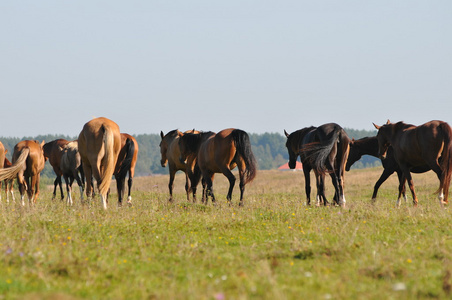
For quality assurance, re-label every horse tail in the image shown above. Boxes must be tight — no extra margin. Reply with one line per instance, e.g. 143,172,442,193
0,148,30,181
231,129,257,184
117,138,135,179
305,126,342,174
98,125,117,197
439,122,452,201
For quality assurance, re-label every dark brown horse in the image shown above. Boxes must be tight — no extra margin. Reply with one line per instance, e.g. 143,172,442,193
160,129,198,202
60,141,85,205
285,123,350,207
179,128,257,206
346,136,430,201
374,120,452,207
43,139,70,200
0,140,46,205
178,131,215,202
78,117,121,210
114,133,139,206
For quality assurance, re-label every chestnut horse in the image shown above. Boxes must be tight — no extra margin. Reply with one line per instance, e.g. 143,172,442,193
78,117,121,210
114,133,139,206
182,128,257,206
374,120,452,207
0,140,46,205
43,139,70,200
178,131,215,202
160,129,198,202
346,136,430,201
60,141,85,205
285,123,350,207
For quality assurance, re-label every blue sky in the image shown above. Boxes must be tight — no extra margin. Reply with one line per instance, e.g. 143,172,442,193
1,1,451,137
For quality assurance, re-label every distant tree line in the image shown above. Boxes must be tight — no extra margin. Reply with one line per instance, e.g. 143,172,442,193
0,127,378,181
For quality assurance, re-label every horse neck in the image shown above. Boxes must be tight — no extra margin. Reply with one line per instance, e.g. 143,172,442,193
354,137,380,158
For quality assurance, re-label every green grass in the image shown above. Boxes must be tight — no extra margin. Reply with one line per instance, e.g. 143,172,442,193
1,169,452,299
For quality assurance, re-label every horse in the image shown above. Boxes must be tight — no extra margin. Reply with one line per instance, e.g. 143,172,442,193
78,117,121,210
1,157,15,203
284,123,350,207
160,129,199,202
374,120,452,207
0,140,46,205
43,139,70,200
183,128,257,206
346,136,431,201
60,141,85,205
178,131,215,202
114,133,139,206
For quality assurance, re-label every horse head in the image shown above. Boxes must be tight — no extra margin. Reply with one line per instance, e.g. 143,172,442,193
373,121,391,159
284,130,299,169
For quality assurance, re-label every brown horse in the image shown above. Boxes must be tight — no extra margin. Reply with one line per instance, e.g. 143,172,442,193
182,128,257,206
285,123,350,207
346,136,430,201
160,129,198,202
114,133,139,206
0,140,46,205
60,141,85,205
78,117,121,210
43,139,70,200
374,120,452,207
178,131,215,202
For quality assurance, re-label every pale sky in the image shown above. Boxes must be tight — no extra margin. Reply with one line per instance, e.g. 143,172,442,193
1,1,451,138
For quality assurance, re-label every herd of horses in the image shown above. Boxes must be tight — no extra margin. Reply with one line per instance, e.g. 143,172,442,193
0,117,451,209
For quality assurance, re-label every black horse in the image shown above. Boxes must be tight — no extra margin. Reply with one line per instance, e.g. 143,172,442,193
285,123,350,207
346,136,430,202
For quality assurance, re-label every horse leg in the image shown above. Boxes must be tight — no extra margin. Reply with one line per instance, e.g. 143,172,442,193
372,169,395,201
317,173,329,206
127,171,133,205
8,180,15,203
302,165,312,205
52,177,59,200
83,163,94,202
74,171,84,201
168,168,176,202
221,167,236,205
190,166,202,203
396,170,408,203
399,167,418,207
58,175,64,200
116,174,126,207
204,172,216,205
184,171,191,202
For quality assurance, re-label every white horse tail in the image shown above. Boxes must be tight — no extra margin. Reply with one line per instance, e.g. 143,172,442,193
0,148,30,181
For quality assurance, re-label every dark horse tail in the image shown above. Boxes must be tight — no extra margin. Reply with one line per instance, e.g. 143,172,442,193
117,138,135,179
306,125,343,174
231,129,257,184
438,122,452,201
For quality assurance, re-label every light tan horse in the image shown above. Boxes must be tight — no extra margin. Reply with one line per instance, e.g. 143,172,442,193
0,140,46,205
78,117,121,210
114,133,139,206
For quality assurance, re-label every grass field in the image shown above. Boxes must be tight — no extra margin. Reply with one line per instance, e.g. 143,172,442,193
1,168,452,299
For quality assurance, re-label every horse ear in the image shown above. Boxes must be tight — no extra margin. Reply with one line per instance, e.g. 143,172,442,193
4,149,7,154
386,119,391,124
41,140,45,147
284,130,290,138
373,123,381,130
160,131,164,139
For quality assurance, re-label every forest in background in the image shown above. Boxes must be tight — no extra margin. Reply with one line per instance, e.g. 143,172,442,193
0,128,379,181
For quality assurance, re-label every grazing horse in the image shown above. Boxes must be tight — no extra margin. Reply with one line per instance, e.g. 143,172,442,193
285,123,350,207
0,140,46,205
178,131,215,202
60,141,85,205
185,128,257,206
78,117,121,210
114,133,139,206
346,136,430,201
43,139,70,200
160,129,198,202
374,120,452,207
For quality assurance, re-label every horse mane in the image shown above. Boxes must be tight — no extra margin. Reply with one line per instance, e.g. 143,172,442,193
290,126,316,153
181,131,215,154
